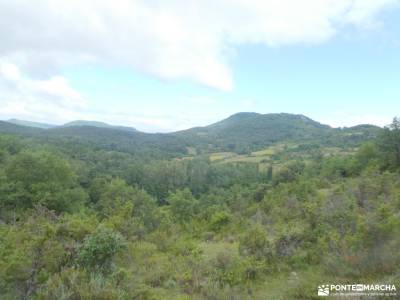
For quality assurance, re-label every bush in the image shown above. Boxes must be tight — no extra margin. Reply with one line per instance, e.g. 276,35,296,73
239,225,274,262
209,211,231,232
76,226,125,274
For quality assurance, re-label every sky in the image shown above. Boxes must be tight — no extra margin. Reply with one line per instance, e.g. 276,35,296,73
0,0,399,132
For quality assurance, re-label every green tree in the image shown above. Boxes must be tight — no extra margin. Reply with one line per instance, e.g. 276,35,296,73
239,225,274,262
209,211,231,232
76,226,125,274
378,117,400,170
168,188,198,223
2,151,86,213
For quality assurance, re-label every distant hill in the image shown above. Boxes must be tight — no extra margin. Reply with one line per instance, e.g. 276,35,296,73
0,121,44,135
2,119,138,132
174,112,375,153
0,113,382,156
47,125,187,158
0,120,186,159
6,119,56,129
62,120,137,132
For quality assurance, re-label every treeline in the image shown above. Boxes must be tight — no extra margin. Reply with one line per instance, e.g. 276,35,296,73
0,119,399,299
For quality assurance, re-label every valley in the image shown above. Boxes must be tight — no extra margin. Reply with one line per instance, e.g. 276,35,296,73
0,113,398,299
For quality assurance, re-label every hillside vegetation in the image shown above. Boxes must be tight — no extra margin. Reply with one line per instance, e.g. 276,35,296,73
0,115,398,299
0,113,381,157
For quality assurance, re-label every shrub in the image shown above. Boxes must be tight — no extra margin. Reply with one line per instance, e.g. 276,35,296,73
76,226,125,274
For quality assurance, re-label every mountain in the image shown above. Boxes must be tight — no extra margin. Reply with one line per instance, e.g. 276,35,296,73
6,119,56,129
174,112,360,153
0,121,185,159
2,119,138,132
62,120,137,132
0,113,381,157
48,125,186,158
0,121,44,135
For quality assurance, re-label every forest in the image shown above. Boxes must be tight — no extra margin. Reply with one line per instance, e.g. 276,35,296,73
0,114,399,299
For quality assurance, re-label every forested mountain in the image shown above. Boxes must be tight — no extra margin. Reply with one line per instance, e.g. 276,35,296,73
6,119,56,129
48,126,187,159
178,112,331,139
0,121,185,159
1,113,381,157
174,112,381,153
0,115,399,299
0,121,43,135
62,120,138,132
4,119,137,132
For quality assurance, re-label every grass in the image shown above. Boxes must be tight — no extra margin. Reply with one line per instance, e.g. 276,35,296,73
186,147,197,155
210,144,287,164
209,152,237,162
199,240,239,262
251,148,276,156
207,144,355,175
224,156,268,163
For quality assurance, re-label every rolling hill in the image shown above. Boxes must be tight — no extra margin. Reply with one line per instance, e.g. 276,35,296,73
6,119,56,129
62,120,137,132
0,121,44,135
0,113,382,157
173,113,381,153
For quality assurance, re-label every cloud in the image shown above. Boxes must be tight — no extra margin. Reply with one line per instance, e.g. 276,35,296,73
0,0,397,91
0,61,394,132
0,60,87,123
0,0,398,132
318,112,393,128
0,61,221,132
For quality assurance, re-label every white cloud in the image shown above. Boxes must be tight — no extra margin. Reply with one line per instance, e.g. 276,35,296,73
0,62,221,132
0,0,398,131
0,0,397,91
0,60,87,123
318,112,393,128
